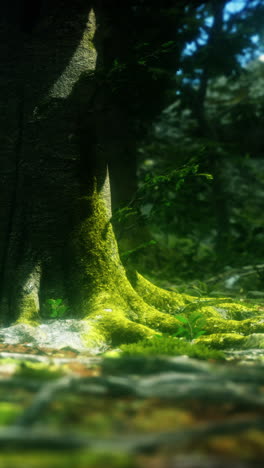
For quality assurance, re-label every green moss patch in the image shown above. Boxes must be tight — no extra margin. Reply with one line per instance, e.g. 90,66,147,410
194,333,246,349
0,402,23,425
15,361,66,381
119,336,225,360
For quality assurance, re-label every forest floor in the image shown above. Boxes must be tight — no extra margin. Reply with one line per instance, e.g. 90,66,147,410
0,340,264,468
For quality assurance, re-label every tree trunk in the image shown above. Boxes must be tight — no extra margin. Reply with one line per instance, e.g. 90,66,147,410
0,0,187,347
0,2,256,351
0,1,98,324
194,0,231,262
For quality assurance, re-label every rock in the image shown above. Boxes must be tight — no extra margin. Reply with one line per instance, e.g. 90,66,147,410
0,324,45,345
0,320,107,353
242,333,264,349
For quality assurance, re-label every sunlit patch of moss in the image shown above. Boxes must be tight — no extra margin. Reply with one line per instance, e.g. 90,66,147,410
130,276,261,325
194,333,246,349
83,304,183,348
239,316,264,334
202,317,243,334
178,298,262,320
199,315,264,336
0,358,19,372
15,292,40,326
120,336,225,360
242,333,264,348
15,361,66,380
130,271,193,313
0,402,23,425
183,304,223,319
40,179,264,352
73,191,182,334
81,283,264,350
82,312,152,349
212,301,262,320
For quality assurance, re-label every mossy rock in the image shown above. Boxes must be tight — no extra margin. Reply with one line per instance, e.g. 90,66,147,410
194,333,246,349
242,333,264,349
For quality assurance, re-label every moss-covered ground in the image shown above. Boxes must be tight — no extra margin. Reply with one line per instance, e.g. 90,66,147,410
12,184,264,356
0,334,264,467
78,270,264,354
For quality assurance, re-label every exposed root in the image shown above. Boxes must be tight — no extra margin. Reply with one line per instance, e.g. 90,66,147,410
82,272,264,350
82,285,183,347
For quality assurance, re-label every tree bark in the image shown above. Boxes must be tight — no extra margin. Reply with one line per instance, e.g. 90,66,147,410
0,0,98,323
0,0,186,347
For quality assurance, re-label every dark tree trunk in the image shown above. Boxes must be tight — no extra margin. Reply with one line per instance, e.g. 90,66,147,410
0,0,98,323
194,0,231,262
0,1,181,349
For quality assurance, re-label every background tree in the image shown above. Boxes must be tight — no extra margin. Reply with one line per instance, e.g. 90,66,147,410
119,0,264,292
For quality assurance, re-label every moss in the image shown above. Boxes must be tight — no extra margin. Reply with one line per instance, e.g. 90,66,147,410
120,336,225,360
175,298,262,321
0,451,135,468
0,402,23,425
12,175,257,353
181,304,223,319
83,304,183,348
194,333,246,349
242,333,264,349
131,272,193,313
71,182,184,347
196,314,264,337
130,276,261,325
202,317,244,334
15,292,40,326
211,301,261,320
92,313,153,344
71,185,127,315
238,316,264,334
82,10,96,51
15,361,66,380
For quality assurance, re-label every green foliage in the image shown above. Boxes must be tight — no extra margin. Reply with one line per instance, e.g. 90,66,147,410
171,311,206,340
142,162,200,193
120,240,157,260
120,336,225,360
45,298,68,318
111,206,138,224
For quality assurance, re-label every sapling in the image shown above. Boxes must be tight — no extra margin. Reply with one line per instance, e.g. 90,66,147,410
172,311,206,341
45,298,68,318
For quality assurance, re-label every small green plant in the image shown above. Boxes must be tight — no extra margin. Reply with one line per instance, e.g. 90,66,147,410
172,311,206,340
45,298,68,318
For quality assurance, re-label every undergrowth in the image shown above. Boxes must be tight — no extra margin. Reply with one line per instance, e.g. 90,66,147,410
120,336,225,360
